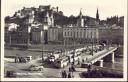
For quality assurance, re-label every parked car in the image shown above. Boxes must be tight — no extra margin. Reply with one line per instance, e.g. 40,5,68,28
28,65,44,71
48,55,55,62
6,70,16,77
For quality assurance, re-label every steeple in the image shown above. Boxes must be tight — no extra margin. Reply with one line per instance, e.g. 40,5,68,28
79,8,82,18
96,8,99,21
77,8,84,27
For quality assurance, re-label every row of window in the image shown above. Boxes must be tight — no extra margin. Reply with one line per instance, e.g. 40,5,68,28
32,34,41,41
64,28,97,31
11,39,28,43
64,31,98,38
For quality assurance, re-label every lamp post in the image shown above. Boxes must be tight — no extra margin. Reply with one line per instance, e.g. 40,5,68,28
9,32,12,45
107,27,112,49
91,31,94,56
42,25,48,62
70,28,76,78
73,28,75,65
42,42,44,61
41,30,44,61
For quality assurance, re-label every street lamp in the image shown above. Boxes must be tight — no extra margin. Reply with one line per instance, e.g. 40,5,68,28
42,25,49,62
9,32,12,45
91,31,94,56
72,28,75,65
42,43,44,61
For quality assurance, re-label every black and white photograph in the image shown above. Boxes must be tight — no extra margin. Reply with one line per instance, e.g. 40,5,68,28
1,0,127,81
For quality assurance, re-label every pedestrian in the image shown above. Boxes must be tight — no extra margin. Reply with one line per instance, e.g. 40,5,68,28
18,57,21,63
82,59,84,63
63,70,67,78
61,71,64,78
78,58,80,65
88,64,92,72
69,67,71,72
15,57,18,63
68,73,71,78
71,65,76,71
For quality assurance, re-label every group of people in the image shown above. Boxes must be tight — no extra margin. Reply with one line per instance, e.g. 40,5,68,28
69,65,76,72
15,56,29,63
61,65,76,78
61,70,72,78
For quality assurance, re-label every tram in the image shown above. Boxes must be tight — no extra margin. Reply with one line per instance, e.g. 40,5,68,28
54,51,81,68
54,56,69,68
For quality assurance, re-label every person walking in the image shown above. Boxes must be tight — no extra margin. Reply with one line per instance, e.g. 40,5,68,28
71,65,76,71
63,70,67,78
15,54,19,63
78,58,80,65
61,70,64,78
68,73,71,78
82,59,84,63
69,67,71,72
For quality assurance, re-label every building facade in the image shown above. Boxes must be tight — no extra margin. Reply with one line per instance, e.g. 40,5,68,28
47,26,99,45
98,26,123,45
7,25,30,47
48,27,63,43
4,5,124,47
31,27,44,44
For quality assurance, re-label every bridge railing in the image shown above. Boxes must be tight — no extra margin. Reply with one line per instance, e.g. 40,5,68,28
85,47,117,63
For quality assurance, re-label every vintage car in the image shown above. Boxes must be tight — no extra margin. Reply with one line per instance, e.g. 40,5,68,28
6,70,16,77
28,65,44,71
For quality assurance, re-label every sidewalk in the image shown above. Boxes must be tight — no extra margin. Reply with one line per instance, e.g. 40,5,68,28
73,68,88,78
60,63,88,78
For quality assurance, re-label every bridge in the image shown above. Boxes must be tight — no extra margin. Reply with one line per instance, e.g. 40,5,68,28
82,47,118,67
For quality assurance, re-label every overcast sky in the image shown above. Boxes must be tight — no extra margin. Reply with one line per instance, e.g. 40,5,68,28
3,0,127,20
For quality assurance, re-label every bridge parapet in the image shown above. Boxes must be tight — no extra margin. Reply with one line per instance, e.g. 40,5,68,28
84,47,118,65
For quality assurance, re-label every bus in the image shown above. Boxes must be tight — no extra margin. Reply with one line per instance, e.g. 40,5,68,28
66,51,81,64
46,52,60,63
54,50,82,68
54,56,69,68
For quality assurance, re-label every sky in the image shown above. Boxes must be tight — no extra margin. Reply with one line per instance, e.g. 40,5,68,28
2,0,127,20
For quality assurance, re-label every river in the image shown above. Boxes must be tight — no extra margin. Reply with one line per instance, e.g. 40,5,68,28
103,56,123,71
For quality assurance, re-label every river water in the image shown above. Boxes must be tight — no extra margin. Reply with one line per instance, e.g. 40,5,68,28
103,56,123,71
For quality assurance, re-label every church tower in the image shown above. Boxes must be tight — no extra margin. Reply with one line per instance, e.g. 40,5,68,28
77,9,84,27
96,8,99,21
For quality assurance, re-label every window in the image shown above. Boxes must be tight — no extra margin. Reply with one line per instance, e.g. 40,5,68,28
71,32,72,36
77,32,79,37
80,32,82,37
65,32,66,36
68,32,69,36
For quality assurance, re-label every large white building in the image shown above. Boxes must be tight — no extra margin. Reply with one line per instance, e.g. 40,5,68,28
48,27,63,42
31,27,44,44
47,26,99,44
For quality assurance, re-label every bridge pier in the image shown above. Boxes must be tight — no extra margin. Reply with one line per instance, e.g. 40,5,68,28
100,59,103,67
103,52,115,63
94,59,103,67
111,52,115,63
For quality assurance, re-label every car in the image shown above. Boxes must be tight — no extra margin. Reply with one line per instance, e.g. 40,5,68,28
48,56,55,62
28,65,44,71
6,71,16,77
